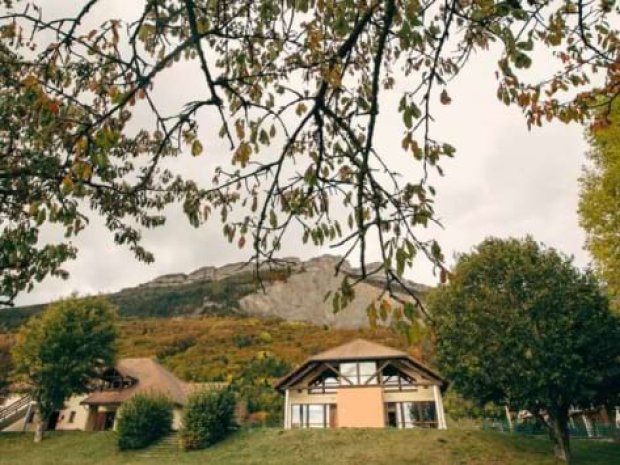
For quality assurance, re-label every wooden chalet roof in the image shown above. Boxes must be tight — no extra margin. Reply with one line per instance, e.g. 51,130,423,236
308,339,411,362
275,338,447,391
82,358,225,406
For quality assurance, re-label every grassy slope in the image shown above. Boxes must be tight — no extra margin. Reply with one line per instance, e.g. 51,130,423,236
1,429,618,465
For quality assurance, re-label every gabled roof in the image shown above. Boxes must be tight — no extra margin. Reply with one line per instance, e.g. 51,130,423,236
308,339,410,362
82,358,223,406
275,338,447,391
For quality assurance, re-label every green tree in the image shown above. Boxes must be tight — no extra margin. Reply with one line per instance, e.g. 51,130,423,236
0,1,617,311
442,389,503,422
579,99,620,308
11,296,118,442
429,237,620,464
232,354,290,425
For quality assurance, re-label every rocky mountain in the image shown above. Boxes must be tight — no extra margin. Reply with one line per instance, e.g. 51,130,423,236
0,255,432,330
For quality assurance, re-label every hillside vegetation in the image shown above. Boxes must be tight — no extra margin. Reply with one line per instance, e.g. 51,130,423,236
0,272,267,331
117,316,417,382
1,429,618,465
2,315,416,383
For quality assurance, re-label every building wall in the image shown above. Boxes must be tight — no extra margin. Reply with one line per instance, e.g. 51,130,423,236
172,407,184,430
1,395,35,432
284,385,446,429
1,394,93,432
55,395,90,431
336,387,385,428
2,413,35,432
383,387,435,403
288,390,337,405
3,395,211,433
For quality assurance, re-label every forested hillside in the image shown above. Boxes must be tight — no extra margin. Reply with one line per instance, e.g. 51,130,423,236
117,317,425,382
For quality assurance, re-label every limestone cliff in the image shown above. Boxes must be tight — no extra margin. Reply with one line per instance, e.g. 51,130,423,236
1,255,431,330
135,255,431,329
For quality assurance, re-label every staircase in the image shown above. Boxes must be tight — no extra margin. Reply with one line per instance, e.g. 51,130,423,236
0,396,33,431
136,432,182,459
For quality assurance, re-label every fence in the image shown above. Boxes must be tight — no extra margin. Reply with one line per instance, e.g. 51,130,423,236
481,419,615,439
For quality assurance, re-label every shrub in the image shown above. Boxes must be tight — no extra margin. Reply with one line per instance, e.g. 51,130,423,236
257,331,272,344
182,387,236,450
155,336,196,359
233,334,253,348
116,393,173,450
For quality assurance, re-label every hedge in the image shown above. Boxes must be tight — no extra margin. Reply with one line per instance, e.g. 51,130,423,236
182,387,236,450
116,393,173,450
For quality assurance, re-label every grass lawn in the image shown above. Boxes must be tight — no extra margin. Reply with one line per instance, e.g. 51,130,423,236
0,428,618,465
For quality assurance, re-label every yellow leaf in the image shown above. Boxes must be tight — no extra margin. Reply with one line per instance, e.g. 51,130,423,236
191,140,203,157
234,142,252,167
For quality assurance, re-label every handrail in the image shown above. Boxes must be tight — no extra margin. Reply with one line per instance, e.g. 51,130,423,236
0,395,32,422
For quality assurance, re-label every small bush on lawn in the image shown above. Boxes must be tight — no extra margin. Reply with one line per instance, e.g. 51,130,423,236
182,387,236,450
116,393,173,450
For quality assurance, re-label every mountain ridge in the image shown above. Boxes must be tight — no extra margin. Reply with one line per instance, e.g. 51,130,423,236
0,255,432,330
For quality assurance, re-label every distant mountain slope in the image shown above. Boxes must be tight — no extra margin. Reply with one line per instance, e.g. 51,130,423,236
0,255,431,330
117,316,418,382
0,273,255,330
239,256,431,328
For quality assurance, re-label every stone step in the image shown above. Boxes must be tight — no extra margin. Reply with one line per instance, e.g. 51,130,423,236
135,433,182,458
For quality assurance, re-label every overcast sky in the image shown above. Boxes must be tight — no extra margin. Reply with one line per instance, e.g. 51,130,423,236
13,2,592,306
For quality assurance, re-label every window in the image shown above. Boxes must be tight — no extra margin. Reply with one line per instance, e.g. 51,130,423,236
290,404,333,428
358,362,377,385
68,411,76,424
291,404,302,427
339,361,377,385
385,402,437,428
381,365,416,391
308,405,325,428
409,402,436,427
340,363,357,385
309,370,339,394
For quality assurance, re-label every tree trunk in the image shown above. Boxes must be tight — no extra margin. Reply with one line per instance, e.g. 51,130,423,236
505,405,514,432
547,409,572,464
34,418,46,443
33,405,48,443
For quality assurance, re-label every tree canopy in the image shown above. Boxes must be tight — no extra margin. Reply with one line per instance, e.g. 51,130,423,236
0,1,618,309
11,296,118,441
429,237,620,463
579,99,620,308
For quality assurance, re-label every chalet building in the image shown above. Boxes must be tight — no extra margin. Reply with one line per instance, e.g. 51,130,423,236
0,358,224,433
275,339,448,429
